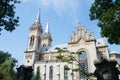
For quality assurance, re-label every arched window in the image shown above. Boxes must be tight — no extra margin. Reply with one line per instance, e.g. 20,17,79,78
64,65,69,80
49,66,53,80
37,37,41,48
30,35,35,46
43,43,46,47
78,51,88,79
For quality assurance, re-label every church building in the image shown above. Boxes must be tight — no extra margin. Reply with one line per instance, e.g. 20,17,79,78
23,9,110,80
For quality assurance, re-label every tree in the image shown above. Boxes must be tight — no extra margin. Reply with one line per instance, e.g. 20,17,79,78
0,0,20,34
34,66,41,80
0,51,17,80
89,0,120,44
55,47,93,79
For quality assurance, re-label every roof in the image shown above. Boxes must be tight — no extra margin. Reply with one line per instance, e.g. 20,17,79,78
110,50,119,54
40,43,68,53
96,38,107,47
40,38,108,53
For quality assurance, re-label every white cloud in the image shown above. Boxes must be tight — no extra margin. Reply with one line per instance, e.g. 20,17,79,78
20,0,94,24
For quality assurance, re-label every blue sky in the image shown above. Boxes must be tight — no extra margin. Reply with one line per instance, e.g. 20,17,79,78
0,0,120,66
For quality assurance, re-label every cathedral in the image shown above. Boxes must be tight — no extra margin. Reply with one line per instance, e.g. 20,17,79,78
23,9,110,80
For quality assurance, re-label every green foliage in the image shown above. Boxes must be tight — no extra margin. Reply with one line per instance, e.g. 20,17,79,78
55,47,67,53
0,51,17,66
55,47,68,60
0,51,17,80
34,66,41,80
72,68,94,78
56,55,64,60
0,0,20,34
89,0,120,44
72,68,79,72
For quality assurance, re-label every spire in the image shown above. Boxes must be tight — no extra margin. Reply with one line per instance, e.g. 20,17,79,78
35,9,40,23
45,21,50,34
77,22,83,27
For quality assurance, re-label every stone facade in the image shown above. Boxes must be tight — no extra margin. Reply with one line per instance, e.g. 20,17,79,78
23,10,111,80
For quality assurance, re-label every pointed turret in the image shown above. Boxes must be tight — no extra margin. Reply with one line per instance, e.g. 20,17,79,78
41,21,52,47
35,9,40,23
30,9,43,33
45,21,50,34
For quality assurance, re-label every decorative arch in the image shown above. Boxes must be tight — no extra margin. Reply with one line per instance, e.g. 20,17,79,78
30,35,35,46
49,66,53,80
77,48,89,79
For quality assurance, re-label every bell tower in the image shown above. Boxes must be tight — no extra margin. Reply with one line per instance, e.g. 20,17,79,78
24,9,43,66
41,21,52,47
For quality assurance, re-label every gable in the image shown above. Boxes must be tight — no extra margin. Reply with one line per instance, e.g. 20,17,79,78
68,23,94,44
